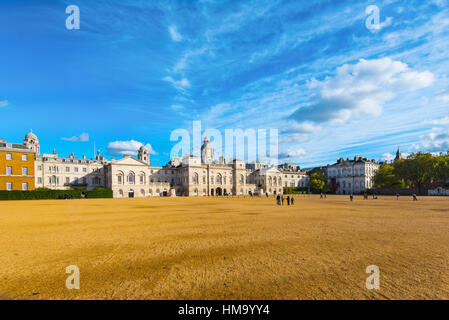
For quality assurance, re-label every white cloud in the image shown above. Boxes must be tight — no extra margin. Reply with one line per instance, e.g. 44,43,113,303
171,104,184,111
0,100,8,107
436,89,449,102
414,127,449,152
279,148,307,159
163,76,190,93
168,25,182,42
424,115,449,125
107,140,157,156
380,153,395,162
61,133,89,142
291,58,435,128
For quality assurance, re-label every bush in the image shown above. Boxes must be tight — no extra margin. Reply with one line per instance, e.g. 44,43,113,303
283,187,308,194
0,188,112,200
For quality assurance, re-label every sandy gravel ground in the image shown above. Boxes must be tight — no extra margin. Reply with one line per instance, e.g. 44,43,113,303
0,195,448,300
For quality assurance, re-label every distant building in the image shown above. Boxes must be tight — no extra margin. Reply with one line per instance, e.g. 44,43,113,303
0,131,36,191
4,131,314,197
394,147,402,161
326,156,380,195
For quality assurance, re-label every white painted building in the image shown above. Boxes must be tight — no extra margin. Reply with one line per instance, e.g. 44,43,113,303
23,131,303,198
326,156,380,195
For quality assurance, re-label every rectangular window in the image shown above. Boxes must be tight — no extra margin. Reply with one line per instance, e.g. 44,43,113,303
118,176,122,184
37,165,42,171
6,166,12,175
6,153,12,160
22,183,28,191
6,182,12,191
83,177,87,184
22,167,28,176
74,167,78,172
66,167,70,172
22,154,28,161
83,168,87,172
38,177,42,184
66,177,70,184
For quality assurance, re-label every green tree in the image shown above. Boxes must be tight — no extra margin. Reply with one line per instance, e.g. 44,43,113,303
309,172,328,192
393,153,435,195
373,163,405,188
434,154,449,183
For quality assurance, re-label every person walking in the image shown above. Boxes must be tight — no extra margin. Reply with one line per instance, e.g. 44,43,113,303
396,193,400,200
276,194,281,205
281,196,284,205
287,196,290,205
413,194,418,201
291,197,294,205
350,193,353,202
320,192,323,199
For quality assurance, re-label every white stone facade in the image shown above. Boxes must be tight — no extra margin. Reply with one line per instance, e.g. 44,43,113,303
11,131,314,198
326,156,380,194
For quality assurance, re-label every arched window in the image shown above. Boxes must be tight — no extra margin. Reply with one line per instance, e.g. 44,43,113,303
118,189,124,197
128,172,135,184
117,171,124,184
211,176,214,184
139,172,145,184
149,189,153,196
193,173,199,184
141,189,145,196
239,175,244,184
216,174,222,184
194,188,198,196
273,177,277,186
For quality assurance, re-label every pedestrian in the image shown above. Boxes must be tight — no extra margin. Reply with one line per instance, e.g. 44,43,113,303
413,194,418,201
266,192,269,198
276,195,280,205
281,196,284,205
320,192,323,199
396,193,400,200
350,194,353,202
287,196,290,205
291,197,294,205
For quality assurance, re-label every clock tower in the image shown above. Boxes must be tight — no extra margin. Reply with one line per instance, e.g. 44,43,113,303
201,136,213,164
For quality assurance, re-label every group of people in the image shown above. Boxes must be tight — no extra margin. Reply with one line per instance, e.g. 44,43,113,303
276,195,294,206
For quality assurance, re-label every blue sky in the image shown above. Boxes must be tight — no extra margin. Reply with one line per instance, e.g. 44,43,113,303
1,0,449,167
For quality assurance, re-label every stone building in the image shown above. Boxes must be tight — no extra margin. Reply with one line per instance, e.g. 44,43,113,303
326,156,380,194
0,132,36,191
2,131,312,198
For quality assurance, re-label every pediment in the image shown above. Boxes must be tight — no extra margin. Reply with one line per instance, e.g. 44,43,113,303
113,156,148,166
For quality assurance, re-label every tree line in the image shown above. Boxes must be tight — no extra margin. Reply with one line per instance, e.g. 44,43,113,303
374,153,449,194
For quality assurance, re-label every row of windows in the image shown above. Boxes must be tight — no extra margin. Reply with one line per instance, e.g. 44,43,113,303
5,182,28,191
5,154,28,161
4,166,29,176
40,165,93,173
37,176,101,185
